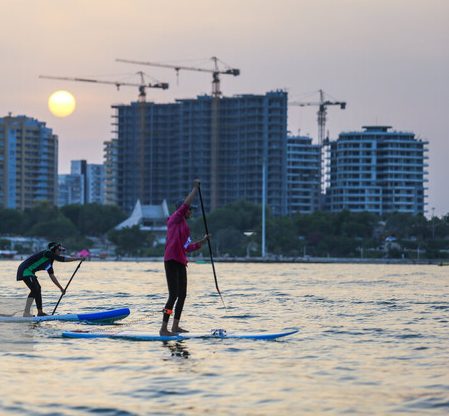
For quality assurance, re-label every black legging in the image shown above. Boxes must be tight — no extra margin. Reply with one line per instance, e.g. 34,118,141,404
163,260,187,322
23,276,42,310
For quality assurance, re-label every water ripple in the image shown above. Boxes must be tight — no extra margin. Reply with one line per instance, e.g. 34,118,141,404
1,261,448,415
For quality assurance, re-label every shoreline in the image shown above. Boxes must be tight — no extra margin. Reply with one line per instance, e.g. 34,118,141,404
30,256,447,265
4,254,447,265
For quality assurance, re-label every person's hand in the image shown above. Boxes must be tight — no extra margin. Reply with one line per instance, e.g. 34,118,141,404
193,179,201,188
60,288,66,295
203,234,211,242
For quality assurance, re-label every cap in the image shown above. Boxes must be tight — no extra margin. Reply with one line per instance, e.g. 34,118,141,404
48,242,66,252
176,200,198,210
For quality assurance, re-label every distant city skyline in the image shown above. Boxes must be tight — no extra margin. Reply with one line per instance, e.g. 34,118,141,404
1,0,447,214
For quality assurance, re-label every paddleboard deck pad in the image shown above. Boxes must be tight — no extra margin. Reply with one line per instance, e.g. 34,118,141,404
62,328,299,341
0,308,130,323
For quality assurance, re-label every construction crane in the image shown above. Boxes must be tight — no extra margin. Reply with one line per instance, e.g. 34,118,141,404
115,56,240,97
115,57,240,210
40,72,169,206
289,89,346,145
39,72,169,102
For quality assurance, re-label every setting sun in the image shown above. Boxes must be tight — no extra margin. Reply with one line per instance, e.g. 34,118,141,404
48,90,76,117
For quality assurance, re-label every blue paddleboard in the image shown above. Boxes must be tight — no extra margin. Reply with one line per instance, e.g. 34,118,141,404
62,328,299,341
0,308,130,323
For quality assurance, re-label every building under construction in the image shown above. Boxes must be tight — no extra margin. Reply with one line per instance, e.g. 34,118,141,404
106,90,289,214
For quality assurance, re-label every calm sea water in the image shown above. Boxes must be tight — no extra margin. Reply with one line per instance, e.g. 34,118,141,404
0,260,448,415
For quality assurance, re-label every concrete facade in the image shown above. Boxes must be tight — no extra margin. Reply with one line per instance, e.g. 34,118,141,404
108,91,288,215
0,115,58,209
287,135,321,214
327,126,428,214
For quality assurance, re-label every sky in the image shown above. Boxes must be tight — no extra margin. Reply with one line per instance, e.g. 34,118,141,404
1,0,448,215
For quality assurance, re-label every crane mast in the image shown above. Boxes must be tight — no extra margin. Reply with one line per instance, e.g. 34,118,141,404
290,90,346,198
116,57,240,210
289,89,346,145
116,56,240,98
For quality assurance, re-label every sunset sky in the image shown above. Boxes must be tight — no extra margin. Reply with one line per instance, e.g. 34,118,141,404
1,0,448,215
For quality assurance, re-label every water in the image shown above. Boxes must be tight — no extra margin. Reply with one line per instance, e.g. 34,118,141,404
1,260,448,415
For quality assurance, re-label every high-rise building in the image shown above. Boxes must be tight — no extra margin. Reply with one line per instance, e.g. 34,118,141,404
0,114,58,209
104,139,118,205
70,160,87,203
327,126,428,214
58,160,104,206
85,163,104,204
108,91,288,215
287,135,321,214
58,174,84,206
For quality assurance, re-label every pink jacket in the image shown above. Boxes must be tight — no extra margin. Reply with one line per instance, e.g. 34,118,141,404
164,203,201,265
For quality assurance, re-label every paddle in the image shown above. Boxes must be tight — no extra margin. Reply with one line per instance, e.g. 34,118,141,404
197,185,226,309
52,259,84,315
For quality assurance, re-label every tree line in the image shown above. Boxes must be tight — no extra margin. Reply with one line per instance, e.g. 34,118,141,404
188,201,449,259
0,203,126,252
0,201,448,259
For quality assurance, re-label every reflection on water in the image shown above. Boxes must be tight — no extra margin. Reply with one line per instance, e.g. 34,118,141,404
163,341,190,359
0,260,448,415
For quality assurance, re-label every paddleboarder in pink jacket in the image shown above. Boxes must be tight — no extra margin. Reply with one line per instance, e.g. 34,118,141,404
160,179,210,336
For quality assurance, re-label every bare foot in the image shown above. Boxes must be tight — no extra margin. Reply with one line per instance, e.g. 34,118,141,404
159,328,175,336
172,327,189,333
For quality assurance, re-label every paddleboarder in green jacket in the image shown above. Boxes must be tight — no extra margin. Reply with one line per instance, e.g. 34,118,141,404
16,242,83,317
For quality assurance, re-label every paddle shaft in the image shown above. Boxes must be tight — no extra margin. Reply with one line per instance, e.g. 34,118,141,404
52,259,84,315
197,186,226,308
